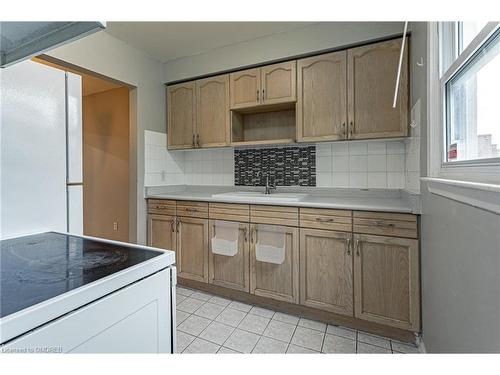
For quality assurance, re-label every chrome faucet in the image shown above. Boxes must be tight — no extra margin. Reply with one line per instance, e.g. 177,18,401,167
256,171,276,195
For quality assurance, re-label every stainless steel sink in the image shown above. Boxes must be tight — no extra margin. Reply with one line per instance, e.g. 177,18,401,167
211,191,308,203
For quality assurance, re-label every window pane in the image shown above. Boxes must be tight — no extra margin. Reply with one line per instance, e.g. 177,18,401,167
446,30,500,162
459,22,488,53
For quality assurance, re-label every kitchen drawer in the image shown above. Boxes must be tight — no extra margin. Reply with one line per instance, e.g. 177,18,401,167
299,208,352,232
250,205,299,226
353,211,418,239
209,203,249,222
176,201,209,218
147,199,176,216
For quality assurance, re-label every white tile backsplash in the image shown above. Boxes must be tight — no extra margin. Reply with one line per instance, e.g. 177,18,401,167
349,173,368,188
145,130,185,186
315,139,407,190
183,148,234,186
367,155,387,172
145,131,415,191
387,154,405,172
349,155,367,172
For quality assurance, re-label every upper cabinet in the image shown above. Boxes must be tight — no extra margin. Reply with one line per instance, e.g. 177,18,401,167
230,61,296,110
167,75,230,150
196,75,230,148
167,36,410,149
260,61,296,105
167,82,196,149
230,68,261,109
347,38,409,139
297,51,347,142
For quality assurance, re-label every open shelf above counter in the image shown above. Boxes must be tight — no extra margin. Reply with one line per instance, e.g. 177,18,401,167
231,105,296,146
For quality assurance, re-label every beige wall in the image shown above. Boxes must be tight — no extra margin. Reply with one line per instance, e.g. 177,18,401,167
83,87,130,241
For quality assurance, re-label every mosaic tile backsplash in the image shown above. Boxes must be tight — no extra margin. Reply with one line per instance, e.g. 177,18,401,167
234,146,316,187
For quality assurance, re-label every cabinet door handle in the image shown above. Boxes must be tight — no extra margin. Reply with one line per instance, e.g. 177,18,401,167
262,89,265,101
250,227,255,244
316,217,335,223
176,218,180,233
171,218,175,233
243,227,248,242
346,237,351,256
349,121,354,138
192,134,195,147
196,134,200,147
342,122,346,139
375,221,396,228
256,90,259,101
355,239,360,256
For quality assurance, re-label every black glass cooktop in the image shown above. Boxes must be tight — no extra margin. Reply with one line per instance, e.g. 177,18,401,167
0,232,163,319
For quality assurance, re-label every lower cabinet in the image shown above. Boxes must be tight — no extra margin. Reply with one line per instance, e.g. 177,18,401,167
208,221,250,292
249,224,299,304
147,214,176,252
299,228,353,315
353,233,420,331
177,217,209,283
147,200,421,333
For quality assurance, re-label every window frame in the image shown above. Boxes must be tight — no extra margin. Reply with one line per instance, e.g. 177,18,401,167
430,22,500,184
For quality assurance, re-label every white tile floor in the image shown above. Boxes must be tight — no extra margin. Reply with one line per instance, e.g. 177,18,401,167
176,286,421,354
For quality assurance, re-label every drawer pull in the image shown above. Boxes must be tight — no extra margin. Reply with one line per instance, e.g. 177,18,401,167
375,221,396,228
243,227,248,242
171,218,175,232
346,237,351,256
176,218,180,232
315,217,335,223
356,239,360,256
185,208,198,213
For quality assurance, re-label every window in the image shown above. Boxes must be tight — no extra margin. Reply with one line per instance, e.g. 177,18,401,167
440,22,500,165
458,22,488,53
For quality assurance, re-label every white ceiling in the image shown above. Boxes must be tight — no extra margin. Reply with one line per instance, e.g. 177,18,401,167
105,22,314,63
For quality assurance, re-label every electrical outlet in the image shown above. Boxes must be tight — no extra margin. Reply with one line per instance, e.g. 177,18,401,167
113,222,118,231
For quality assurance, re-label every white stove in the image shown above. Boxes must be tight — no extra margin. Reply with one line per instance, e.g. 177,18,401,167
0,232,176,353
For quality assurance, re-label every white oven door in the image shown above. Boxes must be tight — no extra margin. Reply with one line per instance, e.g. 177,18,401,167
1,268,174,353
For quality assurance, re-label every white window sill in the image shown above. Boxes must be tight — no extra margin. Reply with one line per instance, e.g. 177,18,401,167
421,177,500,214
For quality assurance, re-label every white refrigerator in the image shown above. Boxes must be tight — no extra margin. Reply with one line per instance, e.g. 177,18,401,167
0,60,83,239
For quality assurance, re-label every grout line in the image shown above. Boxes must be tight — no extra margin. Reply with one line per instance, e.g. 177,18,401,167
319,322,327,353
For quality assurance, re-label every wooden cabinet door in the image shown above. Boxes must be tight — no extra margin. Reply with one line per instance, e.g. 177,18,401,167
177,217,209,282
299,229,353,315
147,214,176,252
353,233,420,331
249,224,299,304
208,221,250,292
196,75,230,148
347,38,408,140
297,51,347,142
230,68,261,109
260,61,296,105
167,82,196,149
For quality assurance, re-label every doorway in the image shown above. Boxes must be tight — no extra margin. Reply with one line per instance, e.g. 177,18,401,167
33,57,134,242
